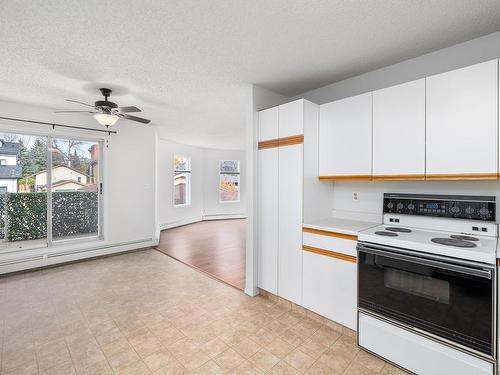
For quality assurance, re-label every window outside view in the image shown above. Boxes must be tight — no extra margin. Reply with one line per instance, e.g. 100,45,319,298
174,155,191,206
219,160,240,202
0,131,100,251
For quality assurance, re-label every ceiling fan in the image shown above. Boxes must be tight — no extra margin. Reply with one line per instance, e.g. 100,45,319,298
56,88,151,127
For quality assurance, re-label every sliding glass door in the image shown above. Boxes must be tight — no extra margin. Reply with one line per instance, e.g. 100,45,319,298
50,137,100,242
0,130,102,251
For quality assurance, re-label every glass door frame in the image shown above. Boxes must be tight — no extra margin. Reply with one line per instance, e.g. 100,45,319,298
46,135,104,246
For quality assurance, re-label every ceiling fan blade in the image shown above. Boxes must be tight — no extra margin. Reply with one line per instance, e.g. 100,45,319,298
55,110,96,113
116,106,141,113
65,99,95,108
120,113,151,124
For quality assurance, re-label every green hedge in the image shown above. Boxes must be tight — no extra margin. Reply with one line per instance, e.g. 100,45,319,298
2,192,98,241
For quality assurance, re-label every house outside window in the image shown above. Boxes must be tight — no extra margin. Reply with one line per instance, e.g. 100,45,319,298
174,155,191,206
219,160,240,203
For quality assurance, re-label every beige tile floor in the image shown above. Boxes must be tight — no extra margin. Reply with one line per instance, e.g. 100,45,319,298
0,249,406,374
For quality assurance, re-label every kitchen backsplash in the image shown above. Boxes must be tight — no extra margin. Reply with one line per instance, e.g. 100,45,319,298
330,180,500,222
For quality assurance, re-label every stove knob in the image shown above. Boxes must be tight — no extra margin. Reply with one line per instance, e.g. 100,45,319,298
396,203,404,210
407,203,415,210
465,206,474,215
450,206,460,214
387,202,394,210
480,207,490,216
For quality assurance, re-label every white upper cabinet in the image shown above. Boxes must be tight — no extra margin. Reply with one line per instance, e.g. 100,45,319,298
279,100,304,137
319,93,372,177
426,60,498,177
258,106,279,141
372,79,425,178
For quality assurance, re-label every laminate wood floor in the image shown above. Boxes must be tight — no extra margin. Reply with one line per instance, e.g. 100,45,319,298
155,219,246,290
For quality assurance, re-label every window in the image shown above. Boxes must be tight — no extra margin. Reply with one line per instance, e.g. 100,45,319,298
219,160,240,203
0,159,6,166
0,131,102,251
174,155,191,206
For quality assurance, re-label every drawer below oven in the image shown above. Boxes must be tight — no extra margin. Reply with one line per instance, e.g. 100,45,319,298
358,312,494,375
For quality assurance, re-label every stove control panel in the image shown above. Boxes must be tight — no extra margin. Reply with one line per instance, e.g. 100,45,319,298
383,193,496,221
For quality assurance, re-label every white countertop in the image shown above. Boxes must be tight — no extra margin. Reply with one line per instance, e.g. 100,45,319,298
303,217,380,236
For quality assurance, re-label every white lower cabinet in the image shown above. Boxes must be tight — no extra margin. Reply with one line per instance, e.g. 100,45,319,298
302,248,357,330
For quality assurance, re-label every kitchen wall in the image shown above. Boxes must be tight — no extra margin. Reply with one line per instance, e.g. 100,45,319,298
157,136,246,229
0,101,157,273
292,30,500,222
331,181,500,222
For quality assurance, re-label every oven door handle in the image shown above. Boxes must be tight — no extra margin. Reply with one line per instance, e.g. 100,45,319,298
358,244,492,279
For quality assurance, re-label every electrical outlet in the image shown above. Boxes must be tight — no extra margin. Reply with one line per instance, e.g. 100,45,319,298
353,192,358,201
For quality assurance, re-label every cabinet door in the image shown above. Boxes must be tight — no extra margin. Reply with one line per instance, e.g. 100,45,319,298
302,250,357,330
258,106,279,141
319,93,372,177
278,144,303,304
279,99,304,138
258,147,279,294
426,60,498,177
373,79,425,178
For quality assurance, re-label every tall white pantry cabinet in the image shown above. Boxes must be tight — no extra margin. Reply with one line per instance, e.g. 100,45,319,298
257,99,331,305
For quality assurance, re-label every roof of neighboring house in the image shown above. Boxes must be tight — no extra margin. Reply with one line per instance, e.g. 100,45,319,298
38,179,88,190
78,183,98,192
0,165,22,179
51,180,87,188
0,141,20,156
34,164,89,177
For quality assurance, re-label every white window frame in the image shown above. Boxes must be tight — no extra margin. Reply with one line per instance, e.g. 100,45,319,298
173,154,191,207
219,160,240,203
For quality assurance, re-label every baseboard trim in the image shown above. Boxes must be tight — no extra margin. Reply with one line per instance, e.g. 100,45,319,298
244,286,259,297
159,216,203,230
203,214,246,221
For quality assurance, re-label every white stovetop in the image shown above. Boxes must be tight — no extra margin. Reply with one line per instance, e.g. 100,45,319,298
358,224,497,265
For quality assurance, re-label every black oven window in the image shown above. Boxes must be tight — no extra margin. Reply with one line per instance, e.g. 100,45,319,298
384,267,450,304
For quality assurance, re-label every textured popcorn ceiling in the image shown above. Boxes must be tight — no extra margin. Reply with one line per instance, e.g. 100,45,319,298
1,1,500,149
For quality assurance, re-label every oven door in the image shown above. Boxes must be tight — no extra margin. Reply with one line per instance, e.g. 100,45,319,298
357,242,495,358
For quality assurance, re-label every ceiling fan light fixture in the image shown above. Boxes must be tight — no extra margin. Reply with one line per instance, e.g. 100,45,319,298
93,113,119,127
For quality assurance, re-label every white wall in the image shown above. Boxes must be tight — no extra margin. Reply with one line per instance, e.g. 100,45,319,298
203,148,246,218
157,137,246,229
157,138,204,229
291,30,500,221
0,101,157,273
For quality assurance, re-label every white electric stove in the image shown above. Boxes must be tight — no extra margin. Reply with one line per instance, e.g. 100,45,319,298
357,193,498,375
359,217,498,265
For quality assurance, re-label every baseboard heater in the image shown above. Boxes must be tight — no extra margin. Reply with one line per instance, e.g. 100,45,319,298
0,255,45,266
0,238,153,268
46,238,153,259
